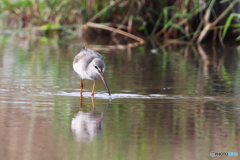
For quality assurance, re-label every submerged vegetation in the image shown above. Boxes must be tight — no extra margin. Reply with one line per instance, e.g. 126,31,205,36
1,0,240,44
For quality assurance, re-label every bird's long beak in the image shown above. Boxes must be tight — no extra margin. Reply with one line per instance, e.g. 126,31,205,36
98,73,111,96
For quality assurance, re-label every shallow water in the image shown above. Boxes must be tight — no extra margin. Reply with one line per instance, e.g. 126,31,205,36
0,36,240,160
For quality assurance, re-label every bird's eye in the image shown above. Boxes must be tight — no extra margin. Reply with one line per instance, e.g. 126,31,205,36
94,66,101,73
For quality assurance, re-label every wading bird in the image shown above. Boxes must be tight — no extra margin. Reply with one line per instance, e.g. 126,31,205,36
73,47,111,96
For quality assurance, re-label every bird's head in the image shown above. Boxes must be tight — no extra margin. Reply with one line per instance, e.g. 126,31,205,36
91,59,111,96
92,59,105,75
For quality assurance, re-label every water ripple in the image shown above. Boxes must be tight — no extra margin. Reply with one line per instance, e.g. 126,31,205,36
50,91,215,100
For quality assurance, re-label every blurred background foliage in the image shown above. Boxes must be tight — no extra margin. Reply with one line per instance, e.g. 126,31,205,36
0,0,240,43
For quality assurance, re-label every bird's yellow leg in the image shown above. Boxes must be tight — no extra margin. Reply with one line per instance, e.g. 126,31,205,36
79,79,83,109
80,79,83,96
91,81,96,97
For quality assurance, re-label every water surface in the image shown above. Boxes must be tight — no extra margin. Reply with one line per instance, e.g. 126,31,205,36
0,36,239,160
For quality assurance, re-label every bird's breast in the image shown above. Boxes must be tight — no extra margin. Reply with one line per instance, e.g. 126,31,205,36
73,62,101,80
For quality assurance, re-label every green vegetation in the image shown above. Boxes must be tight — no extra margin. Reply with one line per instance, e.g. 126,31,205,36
0,0,240,44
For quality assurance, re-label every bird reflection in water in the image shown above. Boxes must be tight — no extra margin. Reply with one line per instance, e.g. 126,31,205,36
71,97,110,142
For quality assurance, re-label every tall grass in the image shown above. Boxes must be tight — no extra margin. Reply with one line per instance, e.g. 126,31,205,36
0,0,240,44
1,0,83,26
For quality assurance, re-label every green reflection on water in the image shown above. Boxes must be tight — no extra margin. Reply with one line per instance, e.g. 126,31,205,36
0,36,240,160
